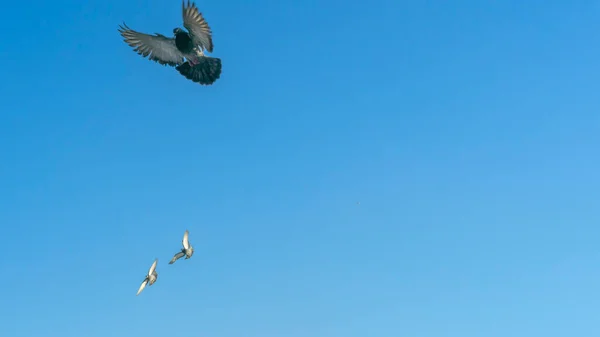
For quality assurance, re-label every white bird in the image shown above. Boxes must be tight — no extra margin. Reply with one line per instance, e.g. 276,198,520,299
169,230,194,264
136,258,159,296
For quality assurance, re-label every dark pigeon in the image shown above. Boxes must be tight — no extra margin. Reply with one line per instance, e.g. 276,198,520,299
118,0,222,85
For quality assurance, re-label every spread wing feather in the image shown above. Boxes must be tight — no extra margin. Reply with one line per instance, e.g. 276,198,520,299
137,279,148,296
148,259,158,276
118,23,185,66
182,230,190,250
182,0,214,53
170,251,185,264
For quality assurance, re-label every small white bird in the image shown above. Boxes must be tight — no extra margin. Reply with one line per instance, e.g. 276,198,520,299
136,258,159,296
169,230,194,264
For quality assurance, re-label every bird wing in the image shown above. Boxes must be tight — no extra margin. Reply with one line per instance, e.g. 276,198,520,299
118,23,185,66
170,251,185,264
182,0,214,53
182,230,190,250
136,279,148,296
148,259,158,276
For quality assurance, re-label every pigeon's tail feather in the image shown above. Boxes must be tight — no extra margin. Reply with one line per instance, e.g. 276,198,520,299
176,57,222,85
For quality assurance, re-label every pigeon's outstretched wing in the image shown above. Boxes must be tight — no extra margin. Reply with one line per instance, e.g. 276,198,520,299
182,230,190,250
148,259,158,276
137,279,148,296
118,23,185,66
170,252,185,264
182,0,214,53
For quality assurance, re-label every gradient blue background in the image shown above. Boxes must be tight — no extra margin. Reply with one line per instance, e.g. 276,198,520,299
1,1,600,336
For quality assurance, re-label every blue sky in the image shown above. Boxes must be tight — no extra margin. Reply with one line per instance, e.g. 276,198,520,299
1,1,600,336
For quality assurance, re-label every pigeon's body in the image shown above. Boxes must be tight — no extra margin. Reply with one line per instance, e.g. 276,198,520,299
137,259,159,296
169,230,194,264
148,270,158,285
118,1,221,85
174,31,195,54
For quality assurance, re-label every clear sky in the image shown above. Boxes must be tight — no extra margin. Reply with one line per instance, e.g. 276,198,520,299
1,1,600,336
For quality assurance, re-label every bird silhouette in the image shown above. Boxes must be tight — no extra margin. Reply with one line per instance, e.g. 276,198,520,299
169,230,194,264
118,0,221,85
136,258,159,296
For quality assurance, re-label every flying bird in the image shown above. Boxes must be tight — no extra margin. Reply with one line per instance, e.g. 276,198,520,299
169,230,194,264
136,259,159,296
118,0,221,85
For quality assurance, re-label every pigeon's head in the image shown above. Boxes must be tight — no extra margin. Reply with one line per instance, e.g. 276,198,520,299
173,27,185,35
